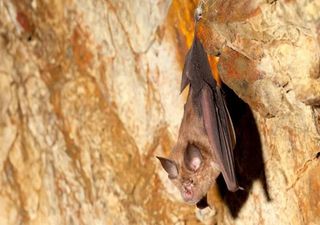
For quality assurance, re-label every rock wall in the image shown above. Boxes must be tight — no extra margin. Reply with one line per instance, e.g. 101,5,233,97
197,0,320,224
0,0,319,225
0,0,200,224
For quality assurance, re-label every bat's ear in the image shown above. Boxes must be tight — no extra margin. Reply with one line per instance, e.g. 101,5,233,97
184,144,202,172
156,157,178,179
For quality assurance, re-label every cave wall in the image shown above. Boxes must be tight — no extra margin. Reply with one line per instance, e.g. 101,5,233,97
0,0,319,225
196,1,320,224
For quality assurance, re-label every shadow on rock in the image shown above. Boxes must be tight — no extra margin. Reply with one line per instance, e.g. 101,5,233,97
216,84,271,218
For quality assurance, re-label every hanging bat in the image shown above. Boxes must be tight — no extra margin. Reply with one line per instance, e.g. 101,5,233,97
157,32,240,207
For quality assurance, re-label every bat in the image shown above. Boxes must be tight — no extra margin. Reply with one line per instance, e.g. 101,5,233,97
157,32,240,207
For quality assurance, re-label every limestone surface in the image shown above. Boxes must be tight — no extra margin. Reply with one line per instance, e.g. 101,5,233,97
0,0,319,225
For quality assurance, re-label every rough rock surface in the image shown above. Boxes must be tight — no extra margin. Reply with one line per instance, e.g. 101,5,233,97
0,0,319,225
197,0,320,224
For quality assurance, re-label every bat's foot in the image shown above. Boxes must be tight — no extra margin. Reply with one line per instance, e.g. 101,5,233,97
239,186,245,191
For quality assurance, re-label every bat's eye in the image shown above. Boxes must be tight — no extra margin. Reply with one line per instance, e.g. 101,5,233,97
184,144,202,172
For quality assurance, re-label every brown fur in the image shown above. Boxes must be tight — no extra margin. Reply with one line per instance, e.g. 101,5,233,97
161,90,220,204
158,33,239,205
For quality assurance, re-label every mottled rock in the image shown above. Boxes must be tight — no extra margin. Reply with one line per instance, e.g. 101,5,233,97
0,0,202,224
196,0,320,224
0,0,319,225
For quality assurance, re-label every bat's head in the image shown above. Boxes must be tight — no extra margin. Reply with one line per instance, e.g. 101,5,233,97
157,144,216,205
157,92,220,205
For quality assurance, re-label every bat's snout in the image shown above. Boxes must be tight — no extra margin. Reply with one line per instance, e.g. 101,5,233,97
182,188,193,201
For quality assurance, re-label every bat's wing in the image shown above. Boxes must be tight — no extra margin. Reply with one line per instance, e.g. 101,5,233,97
181,36,211,95
201,83,239,191
216,88,236,150
181,34,239,191
214,86,238,190
181,50,191,93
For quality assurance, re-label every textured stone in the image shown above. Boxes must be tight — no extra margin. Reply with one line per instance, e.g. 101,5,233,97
0,0,319,225
0,0,202,224
196,0,320,224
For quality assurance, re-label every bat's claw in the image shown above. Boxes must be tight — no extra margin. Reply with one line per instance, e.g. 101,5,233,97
238,186,245,191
